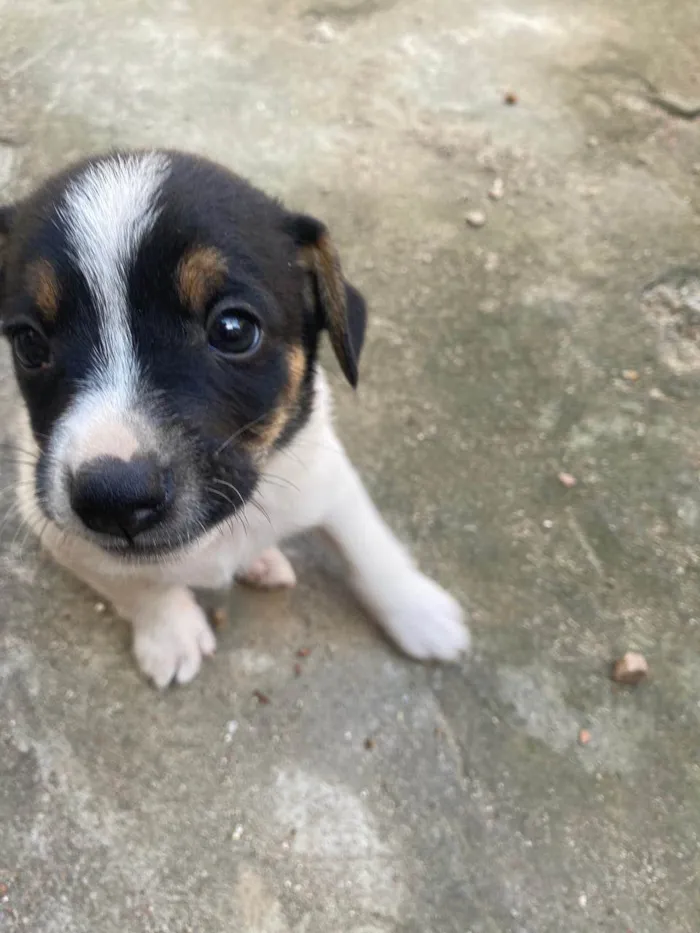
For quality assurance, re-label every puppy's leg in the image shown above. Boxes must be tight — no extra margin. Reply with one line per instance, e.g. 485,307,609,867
125,585,217,688
321,452,470,661
52,556,216,687
236,547,297,589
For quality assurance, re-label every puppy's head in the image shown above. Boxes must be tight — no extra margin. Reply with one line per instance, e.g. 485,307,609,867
0,150,366,559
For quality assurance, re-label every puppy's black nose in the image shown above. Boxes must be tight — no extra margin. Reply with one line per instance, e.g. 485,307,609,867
70,456,174,540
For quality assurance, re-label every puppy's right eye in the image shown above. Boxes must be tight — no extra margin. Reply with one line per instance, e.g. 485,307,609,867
11,327,52,371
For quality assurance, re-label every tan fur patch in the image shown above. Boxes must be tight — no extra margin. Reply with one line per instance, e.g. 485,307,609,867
300,233,355,381
300,233,345,332
177,246,228,314
248,344,307,453
285,343,306,401
26,259,60,321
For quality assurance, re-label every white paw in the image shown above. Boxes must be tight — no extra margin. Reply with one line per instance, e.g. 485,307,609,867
375,572,470,662
132,591,217,688
237,547,297,589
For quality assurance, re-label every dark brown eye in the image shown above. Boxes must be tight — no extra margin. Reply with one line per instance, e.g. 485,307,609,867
207,301,262,358
12,327,52,370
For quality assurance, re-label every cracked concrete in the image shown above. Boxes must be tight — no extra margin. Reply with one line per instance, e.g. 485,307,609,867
1,0,700,930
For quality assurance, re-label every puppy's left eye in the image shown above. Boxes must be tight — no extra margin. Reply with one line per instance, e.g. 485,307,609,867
11,326,52,371
207,301,262,358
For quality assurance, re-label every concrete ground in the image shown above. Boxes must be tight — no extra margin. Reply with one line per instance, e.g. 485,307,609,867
1,0,700,930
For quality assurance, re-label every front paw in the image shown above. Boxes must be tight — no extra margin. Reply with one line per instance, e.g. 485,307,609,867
376,572,470,662
132,591,217,688
236,547,297,589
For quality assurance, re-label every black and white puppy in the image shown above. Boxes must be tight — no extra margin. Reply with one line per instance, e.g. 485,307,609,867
0,150,469,687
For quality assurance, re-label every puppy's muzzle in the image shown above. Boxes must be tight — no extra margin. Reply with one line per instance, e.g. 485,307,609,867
69,455,174,540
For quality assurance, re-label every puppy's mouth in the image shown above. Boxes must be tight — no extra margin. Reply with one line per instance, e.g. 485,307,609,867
61,496,244,563
92,532,203,562
35,451,255,562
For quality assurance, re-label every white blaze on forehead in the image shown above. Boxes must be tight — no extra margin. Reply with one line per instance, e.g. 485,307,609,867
48,153,171,497
59,151,171,398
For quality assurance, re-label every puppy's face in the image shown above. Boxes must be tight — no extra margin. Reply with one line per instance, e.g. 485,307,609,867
0,151,366,559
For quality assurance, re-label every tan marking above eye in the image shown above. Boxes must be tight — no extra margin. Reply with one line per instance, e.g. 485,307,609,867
26,259,60,320
177,246,228,315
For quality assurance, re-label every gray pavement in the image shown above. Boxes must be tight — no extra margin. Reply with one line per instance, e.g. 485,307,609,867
1,0,699,930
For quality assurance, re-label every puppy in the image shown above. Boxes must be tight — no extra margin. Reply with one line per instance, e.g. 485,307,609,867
0,150,469,687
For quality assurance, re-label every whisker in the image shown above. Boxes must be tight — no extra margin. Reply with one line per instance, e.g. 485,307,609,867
208,487,235,508
11,512,35,554
206,483,251,536
215,411,273,456
0,482,35,503
0,441,41,459
248,497,273,528
0,502,23,541
36,515,54,551
211,476,246,507
259,472,300,494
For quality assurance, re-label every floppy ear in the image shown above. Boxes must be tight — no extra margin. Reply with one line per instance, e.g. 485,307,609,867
284,212,367,388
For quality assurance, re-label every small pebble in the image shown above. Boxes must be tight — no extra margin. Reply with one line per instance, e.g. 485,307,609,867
648,387,665,400
94,602,106,614
622,369,640,382
542,519,554,530
297,647,312,658
578,729,591,746
558,471,577,488
612,651,648,685
504,90,518,105
253,689,270,705
465,209,486,228
488,177,505,200
232,824,244,841
364,737,375,750
578,893,588,908
209,607,227,630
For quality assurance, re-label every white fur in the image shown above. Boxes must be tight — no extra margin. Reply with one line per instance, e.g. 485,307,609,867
60,151,170,397
48,153,170,521
131,587,216,688
17,370,469,686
